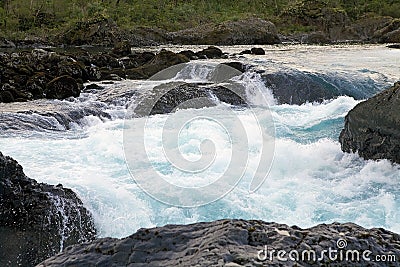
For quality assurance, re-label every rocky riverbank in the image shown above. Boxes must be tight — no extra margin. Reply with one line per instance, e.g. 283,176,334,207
0,152,96,266
38,219,399,267
1,13,400,48
340,81,400,164
0,46,193,103
0,44,387,108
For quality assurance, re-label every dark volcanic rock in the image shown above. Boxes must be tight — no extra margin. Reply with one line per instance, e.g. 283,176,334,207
38,219,400,267
301,31,330,44
280,1,351,42
222,62,247,73
0,49,86,103
111,41,132,57
169,18,281,45
340,82,400,163
240,49,252,54
135,82,247,116
58,17,123,46
388,44,400,49
0,90,14,103
128,49,190,79
45,75,81,100
262,69,382,105
250,47,266,55
178,50,198,60
196,46,223,59
374,19,400,43
0,152,96,267
262,71,339,105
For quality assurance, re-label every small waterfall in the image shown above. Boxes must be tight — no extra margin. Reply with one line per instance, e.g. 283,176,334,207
173,62,217,82
46,191,95,252
46,193,69,252
232,71,276,107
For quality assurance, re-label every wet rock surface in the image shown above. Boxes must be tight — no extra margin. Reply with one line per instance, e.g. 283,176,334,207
0,152,97,267
38,219,400,267
340,81,400,163
134,82,248,116
261,69,381,105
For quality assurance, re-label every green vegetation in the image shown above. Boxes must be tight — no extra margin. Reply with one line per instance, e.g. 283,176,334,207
1,0,399,39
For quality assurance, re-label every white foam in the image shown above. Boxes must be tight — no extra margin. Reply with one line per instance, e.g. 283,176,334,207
1,104,399,237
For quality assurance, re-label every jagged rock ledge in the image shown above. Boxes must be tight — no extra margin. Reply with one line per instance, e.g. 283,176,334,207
38,219,399,267
340,81,400,163
0,152,97,266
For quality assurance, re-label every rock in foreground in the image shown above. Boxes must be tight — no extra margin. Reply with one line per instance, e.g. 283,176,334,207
0,152,96,266
340,82,400,163
38,219,399,267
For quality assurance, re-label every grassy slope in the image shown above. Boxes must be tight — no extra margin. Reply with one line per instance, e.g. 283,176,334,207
0,0,399,40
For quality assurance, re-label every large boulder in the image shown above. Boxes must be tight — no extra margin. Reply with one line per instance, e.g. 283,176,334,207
111,41,132,57
196,46,223,59
38,219,400,267
301,31,330,44
126,50,189,79
45,75,81,100
374,19,400,43
134,82,247,116
262,71,338,105
262,69,383,105
0,152,96,266
58,17,124,46
340,82,400,163
280,0,351,42
168,18,281,45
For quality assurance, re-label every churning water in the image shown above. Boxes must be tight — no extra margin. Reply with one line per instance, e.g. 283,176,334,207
0,45,399,238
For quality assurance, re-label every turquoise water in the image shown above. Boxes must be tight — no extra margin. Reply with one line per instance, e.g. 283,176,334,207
0,45,399,238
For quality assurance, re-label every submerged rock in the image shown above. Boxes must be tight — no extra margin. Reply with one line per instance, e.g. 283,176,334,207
38,219,400,267
0,152,96,266
340,82,400,163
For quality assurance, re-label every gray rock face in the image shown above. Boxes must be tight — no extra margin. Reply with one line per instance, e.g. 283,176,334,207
38,219,400,267
0,152,97,267
168,18,281,45
340,82,400,163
